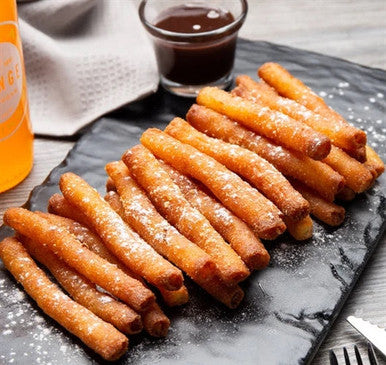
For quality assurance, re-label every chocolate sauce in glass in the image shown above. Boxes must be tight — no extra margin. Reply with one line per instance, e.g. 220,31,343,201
153,6,236,85
155,6,234,33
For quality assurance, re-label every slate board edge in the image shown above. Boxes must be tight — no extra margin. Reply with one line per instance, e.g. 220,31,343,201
305,219,386,364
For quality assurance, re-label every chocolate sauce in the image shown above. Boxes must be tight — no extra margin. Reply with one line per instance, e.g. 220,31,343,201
153,6,236,85
155,6,234,33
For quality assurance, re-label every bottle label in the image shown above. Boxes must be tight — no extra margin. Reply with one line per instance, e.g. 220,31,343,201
0,22,26,141
0,42,22,123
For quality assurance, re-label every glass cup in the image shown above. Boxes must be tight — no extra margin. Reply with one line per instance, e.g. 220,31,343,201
139,0,248,97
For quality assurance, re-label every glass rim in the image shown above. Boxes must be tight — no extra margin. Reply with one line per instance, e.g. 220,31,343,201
138,0,248,42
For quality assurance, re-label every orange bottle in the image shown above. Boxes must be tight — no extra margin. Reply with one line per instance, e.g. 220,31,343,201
0,0,33,193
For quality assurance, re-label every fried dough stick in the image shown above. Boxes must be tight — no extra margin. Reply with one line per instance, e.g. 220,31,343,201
364,145,385,178
102,192,244,308
106,177,116,192
104,191,189,308
165,117,309,221
38,211,172,336
104,191,189,306
283,215,313,241
257,62,367,161
157,286,189,308
235,75,362,154
232,82,374,192
233,82,368,165
105,160,218,283
365,165,378,180
104,191,125,216
3,208,154,312
160,162,270,270
83,191,240,308
196,274,244,309
0,237,128,361
39,209,123,266
196,87,331,160
186,104,344,202
290,180,345,226
59,172,184,291
140,129,286,240
323,146,373,193
45,199,188,308
347,145,367,163
48,193,90,227
141,306,170,337
104,190,242,308
123,145,250,285
20,235,142,334
48,192,242,309
336,186,356,202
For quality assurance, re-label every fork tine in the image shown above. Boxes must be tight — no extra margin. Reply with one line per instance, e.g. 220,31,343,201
367,342,379,365
329,350,339,365
354,345,363,365
343,347,350,365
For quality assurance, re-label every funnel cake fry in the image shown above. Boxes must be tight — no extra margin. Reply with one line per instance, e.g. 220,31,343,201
38,211,125,270
165,117,309,221
140,128,285,240
186,104,344,202
3,208,154,312
0,237,128,361
104,191,189,308
283,215,313,241
106,177,117,192
48,193,90,227
38,210,172,336
335,186,356,201
104,191,126,217
196,86,331,160
160,162,270,270
43,206,187,309
141,304,171,337
123,145,250,285
59,172,183,291
364,145,385,178
323,146,373,193
20,235,142,335
195,274,244,309
235,75,363,155
105,160,218,283
157,285,189,307
232,81,374,193
257,62,366,161
349,146,367,163
290,180,345,226
103,187,244,308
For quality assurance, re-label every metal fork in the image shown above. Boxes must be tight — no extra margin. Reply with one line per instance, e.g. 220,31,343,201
329,343,378,365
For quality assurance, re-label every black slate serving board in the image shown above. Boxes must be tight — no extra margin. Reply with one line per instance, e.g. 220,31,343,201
0,39,385,365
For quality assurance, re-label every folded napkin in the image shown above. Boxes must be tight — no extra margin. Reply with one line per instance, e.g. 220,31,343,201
18,0,158,136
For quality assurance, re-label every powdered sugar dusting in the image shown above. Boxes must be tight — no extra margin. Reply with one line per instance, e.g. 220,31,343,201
312,80,386,150
0,278,84,364
338,82,349,88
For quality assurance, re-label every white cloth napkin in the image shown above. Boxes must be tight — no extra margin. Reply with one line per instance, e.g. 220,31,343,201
18,0,158,136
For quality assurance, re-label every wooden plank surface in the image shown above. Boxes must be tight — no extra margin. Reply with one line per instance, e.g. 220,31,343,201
1,1,385,364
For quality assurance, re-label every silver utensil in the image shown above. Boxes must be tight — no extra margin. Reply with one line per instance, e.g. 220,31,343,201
329,343,378,365
347,316,386,358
